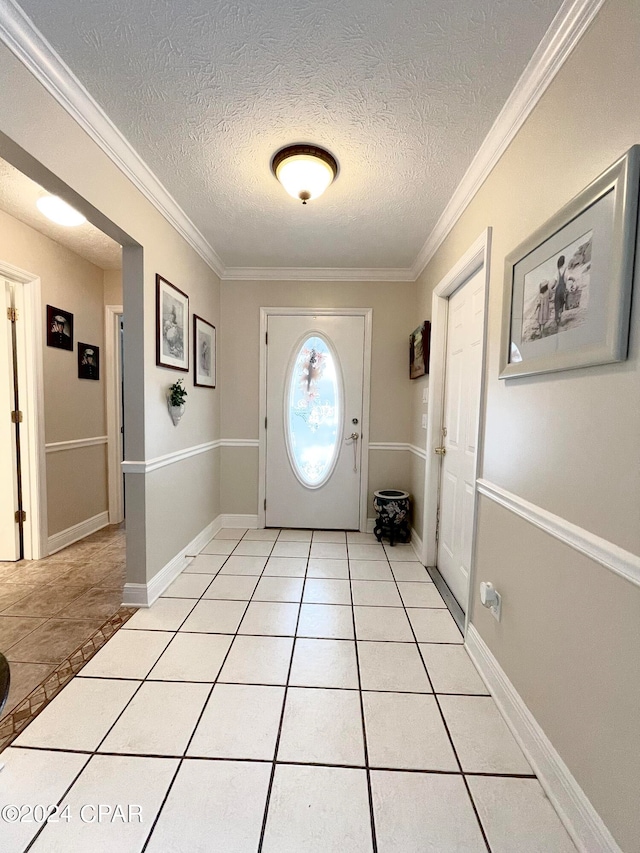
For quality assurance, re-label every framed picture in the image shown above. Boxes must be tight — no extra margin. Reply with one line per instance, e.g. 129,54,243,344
410,321,431,379
78,343,99,380
500,146,639,379
156,274,189,371
193,314,216,388
46,305,73,350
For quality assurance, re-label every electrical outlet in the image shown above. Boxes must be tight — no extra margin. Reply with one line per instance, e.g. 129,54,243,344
421,414,427,429
480,581,502,622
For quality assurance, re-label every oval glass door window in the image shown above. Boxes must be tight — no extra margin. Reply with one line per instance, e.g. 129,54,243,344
286,335,341,487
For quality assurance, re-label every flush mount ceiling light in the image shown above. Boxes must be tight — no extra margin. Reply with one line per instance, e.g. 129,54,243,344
36,195,86,227
271,144,338,204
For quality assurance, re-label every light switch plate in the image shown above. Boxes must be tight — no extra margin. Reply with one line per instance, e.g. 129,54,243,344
421,414,427,429
422,386,428,403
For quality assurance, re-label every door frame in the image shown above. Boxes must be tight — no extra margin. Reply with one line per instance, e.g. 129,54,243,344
0,260,48,560
258,307,373,531
105,304,124,524
421,229,492,623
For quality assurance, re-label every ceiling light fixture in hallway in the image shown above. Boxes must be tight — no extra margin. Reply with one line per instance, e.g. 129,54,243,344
271,144,338,204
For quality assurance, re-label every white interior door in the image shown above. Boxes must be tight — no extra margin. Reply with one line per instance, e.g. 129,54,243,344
0,279,21,560
436,267,485,610
265,313,365,529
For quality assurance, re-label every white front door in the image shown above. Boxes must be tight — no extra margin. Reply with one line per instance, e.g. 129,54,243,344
0,278,21,560
436,267,485,610
265,313,366,529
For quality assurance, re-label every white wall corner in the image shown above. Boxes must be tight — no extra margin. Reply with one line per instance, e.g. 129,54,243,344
47,511,109,555
219,514,259,529
465,624,622,853
410,527,423,562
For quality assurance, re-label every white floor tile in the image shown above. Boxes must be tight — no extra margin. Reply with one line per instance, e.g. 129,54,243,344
188,683,285,759
303,578,351,605
184,554,228,573
201,539,236,555
161,573,215,599
419,644,489,694
99,681,210,756
202,575,259,600
389,562,433,581
353,606,413,641
31,755,178,853
123,598,196,631
14,677,139,751
289,638,359,688
238,601,299,635
219,635,294,684
467,776,577,853
439,695,532,774
262,764,372,853
0,748,89,852
371,770,487,852
243,528,280,540
312,530,347,543
252,576,304,602
383,544,418,562
231,539,274,557
148,633,233,681
219,555,268,575
278,686,365,765
398,582,446,608
363,691,457,770
307,557,349,579
278,528,312,542
215,528,247,539
263,556,307,577
79,630,173,679
407,608,462,643
310,542,348,560
348,543,386,561
351,580,402,607
296,603,354,639
179,599,247,633
272,540,311,558
348,560,394,581
145,759,271,853
357,641,431,693
347,532,378,544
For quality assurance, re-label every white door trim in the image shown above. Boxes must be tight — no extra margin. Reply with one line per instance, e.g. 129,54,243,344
0,259,47,559
421,229,492,622
258,307,373,531
105,304,124,524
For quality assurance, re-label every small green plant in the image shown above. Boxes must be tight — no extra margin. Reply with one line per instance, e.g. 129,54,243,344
168,378,188,407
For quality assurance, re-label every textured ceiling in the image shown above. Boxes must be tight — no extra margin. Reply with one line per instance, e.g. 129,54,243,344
16,0,563,270
0,158,122,270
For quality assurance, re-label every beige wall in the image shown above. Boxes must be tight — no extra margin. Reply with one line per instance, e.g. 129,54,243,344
220,280,416,521
415,1,640,847
103,268,122,305
0,44,221,583
0,208,110,536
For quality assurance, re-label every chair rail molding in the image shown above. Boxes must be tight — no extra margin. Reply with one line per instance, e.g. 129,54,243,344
45,436,108,453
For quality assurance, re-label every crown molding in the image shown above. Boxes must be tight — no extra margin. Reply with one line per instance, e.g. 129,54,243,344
411,0,606,280
0,0,225,278
221,266,414,282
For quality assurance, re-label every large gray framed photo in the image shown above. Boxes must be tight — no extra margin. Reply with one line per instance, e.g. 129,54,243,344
500,146,639,379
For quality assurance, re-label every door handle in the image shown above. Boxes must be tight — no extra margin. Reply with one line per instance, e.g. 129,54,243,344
345,432,359,442
345,432,359,472
434,446,446,456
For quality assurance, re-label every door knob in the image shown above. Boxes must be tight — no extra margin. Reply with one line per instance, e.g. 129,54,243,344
434,446,446,456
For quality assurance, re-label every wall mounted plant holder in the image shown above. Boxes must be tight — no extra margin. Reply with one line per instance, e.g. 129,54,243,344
167,378,187,426
168,402,185,426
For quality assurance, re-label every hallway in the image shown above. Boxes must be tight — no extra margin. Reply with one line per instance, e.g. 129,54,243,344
1,528,576,852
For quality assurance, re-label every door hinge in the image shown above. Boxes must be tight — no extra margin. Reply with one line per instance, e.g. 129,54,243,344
15,510,26,523
11,410,23,423
264,416,267,430
435,507,440,543
264,498,267,510
265,332,268,345
7,307,17,322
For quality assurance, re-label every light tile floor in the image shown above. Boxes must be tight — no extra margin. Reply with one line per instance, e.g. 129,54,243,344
0,528,577,852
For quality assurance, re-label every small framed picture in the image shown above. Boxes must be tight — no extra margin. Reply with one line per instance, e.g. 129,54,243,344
410,321,431,379
193,314,216,388
156,274,189,371
46,305,74,350
78,343,100,380
500,146,639,379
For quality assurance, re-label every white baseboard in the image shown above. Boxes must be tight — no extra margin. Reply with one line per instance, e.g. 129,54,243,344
123,518,219,608
465,624,621,853
218,514,259,529
47,511,109,555
410,527,423,561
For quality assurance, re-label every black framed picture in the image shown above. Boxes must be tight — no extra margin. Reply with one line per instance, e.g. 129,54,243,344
156,274,189,371
193,314,216,388
46,305,74,351
410,321,431,379
78,343,99,380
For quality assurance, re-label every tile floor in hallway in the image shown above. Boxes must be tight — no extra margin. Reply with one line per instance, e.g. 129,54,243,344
0,525,126,722
0,528,577,852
